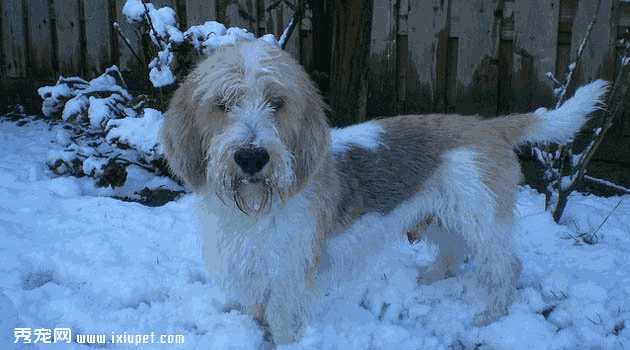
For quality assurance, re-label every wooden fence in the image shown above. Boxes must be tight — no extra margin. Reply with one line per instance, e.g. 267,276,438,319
1,0,629,173
0,0,305,82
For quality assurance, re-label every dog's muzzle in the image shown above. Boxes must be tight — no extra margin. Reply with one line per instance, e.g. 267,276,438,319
234,146,270,175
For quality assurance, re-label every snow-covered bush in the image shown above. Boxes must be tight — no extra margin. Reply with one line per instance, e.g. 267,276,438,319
38,66,166,188
121,0,272,88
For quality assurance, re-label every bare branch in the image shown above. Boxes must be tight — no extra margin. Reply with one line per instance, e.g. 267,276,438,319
585,175,630,195
142,2,167,50
555,0,602,108
113,22,145,67
541,0,603,220
591,199,624,238
545,72,563,88
278,0,305,50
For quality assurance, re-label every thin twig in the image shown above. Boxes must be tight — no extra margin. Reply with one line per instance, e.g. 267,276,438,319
555,0,602,108
585,175,630,194
545,72,563,88
547,0,603,220
278,0,304,50
142,2,167,50
591,198,624,237
564,43,630,193
113,22,145,67
279,18,296,49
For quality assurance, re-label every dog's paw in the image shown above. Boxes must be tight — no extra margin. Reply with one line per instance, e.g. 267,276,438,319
472,310,496,327
258,340,276,350
473,303,509,327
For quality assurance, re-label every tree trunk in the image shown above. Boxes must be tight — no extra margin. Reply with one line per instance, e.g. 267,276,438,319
327,0,373,126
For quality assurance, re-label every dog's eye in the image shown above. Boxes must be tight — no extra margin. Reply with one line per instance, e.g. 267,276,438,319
215,98,229,112
268,97,285,111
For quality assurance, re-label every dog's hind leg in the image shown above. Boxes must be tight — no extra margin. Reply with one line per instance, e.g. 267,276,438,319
430,148,521,323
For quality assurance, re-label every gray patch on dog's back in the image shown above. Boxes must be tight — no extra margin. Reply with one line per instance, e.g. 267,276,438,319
334,114,474,226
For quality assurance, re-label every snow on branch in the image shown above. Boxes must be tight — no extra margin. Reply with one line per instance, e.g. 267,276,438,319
121,0,277,88
585,175,630,195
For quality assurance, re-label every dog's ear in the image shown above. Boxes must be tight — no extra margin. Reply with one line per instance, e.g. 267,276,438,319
160,87,208,191
295,87,330,184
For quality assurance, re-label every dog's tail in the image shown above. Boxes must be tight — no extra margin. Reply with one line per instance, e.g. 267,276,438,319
489,79,609,146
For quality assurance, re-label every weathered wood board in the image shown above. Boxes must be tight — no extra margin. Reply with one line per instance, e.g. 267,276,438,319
115,0,143,74
224,0,258,32
83,0,114,78
406,0,449,114
570,0,615,84
1,0,27,78
54,0,82,75
448,0,502,116
263,0,300,59
367,0,397,117
510,0,559,112
299,7,313,72
27,0,54,79
185,0,218,26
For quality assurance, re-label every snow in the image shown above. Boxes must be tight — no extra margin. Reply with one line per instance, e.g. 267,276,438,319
1,119,630,349
122,0,145,23
37,83,73,117
203,27,257,51
148,47,176,88
106,108,164,159
184,21,227,50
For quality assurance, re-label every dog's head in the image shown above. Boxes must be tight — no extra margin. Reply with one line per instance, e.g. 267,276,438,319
161,40,330,215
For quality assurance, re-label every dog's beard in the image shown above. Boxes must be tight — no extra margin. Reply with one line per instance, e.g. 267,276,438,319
231,178,274,215
208,135,295,216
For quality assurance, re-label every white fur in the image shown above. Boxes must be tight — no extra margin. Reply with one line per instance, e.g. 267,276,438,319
526,79,608,144
198,186,318,341
206,94,296,204
322,148,517,318
330,120,384,154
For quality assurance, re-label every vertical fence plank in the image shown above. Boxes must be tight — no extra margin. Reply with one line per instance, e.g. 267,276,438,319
299,7,313,71
27,0,55,79
0,1,4,77
570,0,615,84
448,0,502,116
54,0,82,75
185,0,217,26
407,0,449,114
366,0,397,118
591,0,629,164
115,0,143,76
221,0,257,33
510,0,559,112
619,1,630,138
1,0,27,78
263,0,300,59
83,0,114,77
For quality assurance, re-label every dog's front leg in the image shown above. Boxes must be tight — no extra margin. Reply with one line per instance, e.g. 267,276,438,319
263,240,321,344
263,282,311,344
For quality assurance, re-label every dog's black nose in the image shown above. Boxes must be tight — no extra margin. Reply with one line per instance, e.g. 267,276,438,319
234,147,270,175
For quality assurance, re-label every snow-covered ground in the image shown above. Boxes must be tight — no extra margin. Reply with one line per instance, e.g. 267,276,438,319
1,118,629,349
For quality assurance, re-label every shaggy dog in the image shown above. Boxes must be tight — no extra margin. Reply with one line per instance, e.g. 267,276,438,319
160,39,608,343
